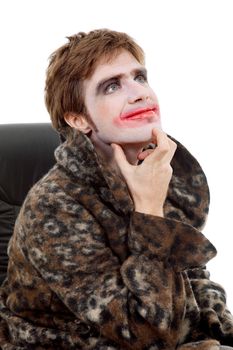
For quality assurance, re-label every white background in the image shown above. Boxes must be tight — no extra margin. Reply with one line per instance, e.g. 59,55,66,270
0,0,232,310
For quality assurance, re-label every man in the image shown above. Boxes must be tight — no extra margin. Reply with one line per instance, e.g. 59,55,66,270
0,29,232,349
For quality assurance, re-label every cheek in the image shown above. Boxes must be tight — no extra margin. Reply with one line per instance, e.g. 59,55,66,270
95,99,120,125
96,102,110,116
84,91,109,121
112,116,123,127
86,99,109,127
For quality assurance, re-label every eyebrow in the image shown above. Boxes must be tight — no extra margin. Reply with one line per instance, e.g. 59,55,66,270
95,67,148,96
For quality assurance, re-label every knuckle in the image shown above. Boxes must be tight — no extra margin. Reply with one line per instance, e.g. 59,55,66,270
168,139,177,150
158,144,170,154
160,163,173,175
166,166,173,181
172,140,177,150
172,143,177,152
168,164,173,175
166,164,173,175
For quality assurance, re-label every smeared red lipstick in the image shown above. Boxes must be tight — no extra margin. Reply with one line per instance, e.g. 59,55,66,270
120,105,159,120
113,104,161,128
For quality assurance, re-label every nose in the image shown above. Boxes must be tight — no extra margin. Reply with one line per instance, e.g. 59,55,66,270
127,81,150,104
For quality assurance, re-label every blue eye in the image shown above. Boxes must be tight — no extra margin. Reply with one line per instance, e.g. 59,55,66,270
135,74,147,84
105,81,120,94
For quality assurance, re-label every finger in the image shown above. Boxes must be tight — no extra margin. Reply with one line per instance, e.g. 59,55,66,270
168,138,177,159
137,149,154,160
152,128,169,149
148,129,177,163
149,128,171,160
111,143,130,173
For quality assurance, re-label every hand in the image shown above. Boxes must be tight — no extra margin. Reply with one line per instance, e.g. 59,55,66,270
111,128,177,217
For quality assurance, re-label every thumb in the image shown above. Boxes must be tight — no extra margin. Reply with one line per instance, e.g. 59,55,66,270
111,143,130,173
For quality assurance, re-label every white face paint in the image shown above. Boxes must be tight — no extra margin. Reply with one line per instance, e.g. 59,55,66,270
83,50,162,146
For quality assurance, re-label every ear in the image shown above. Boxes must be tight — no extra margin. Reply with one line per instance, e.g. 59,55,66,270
64,113,92,134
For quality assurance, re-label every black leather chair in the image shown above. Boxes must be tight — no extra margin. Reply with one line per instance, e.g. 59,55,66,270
0,123,60,284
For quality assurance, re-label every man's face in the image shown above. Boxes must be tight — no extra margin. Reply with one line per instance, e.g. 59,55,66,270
83,50,162,145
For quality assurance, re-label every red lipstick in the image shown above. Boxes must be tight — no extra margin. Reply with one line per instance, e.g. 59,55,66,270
120,105,159,120
113,104,161,128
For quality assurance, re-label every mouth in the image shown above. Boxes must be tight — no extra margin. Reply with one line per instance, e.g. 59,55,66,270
120,105,159,120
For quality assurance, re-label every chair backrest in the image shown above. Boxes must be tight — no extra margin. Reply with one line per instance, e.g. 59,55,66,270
0,123,60,284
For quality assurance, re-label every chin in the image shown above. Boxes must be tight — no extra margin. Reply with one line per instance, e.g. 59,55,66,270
100,123,163,145
125,124,161,143
115,130,155,146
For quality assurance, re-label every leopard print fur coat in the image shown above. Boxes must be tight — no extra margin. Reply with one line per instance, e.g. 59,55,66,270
0,131,232,349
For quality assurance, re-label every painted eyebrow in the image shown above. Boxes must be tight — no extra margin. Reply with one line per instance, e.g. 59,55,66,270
95,67,148,95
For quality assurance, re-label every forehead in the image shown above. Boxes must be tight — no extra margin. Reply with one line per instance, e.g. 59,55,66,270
87,50,144,84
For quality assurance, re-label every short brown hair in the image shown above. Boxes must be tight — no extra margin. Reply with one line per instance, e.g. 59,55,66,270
44,29,145,138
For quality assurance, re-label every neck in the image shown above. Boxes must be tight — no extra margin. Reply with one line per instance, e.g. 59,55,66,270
120,142,149,165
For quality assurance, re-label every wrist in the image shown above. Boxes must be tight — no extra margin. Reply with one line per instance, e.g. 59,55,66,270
134,205,164,217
